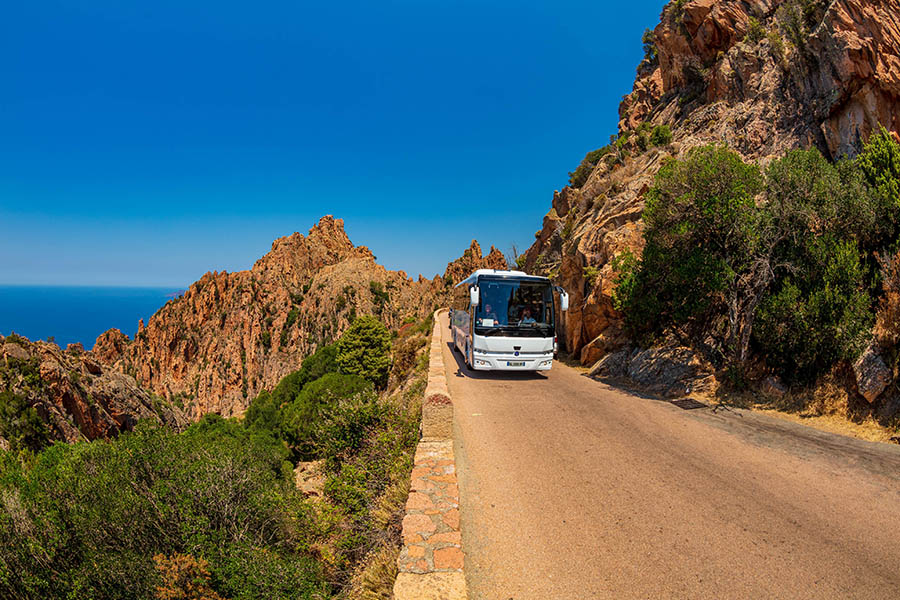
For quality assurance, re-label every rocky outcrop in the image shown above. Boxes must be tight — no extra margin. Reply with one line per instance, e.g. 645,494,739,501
442,240,508,286
588,344,717,398
525,0,900,367
1,334,186,443
91,217,498,421
853,342,892,403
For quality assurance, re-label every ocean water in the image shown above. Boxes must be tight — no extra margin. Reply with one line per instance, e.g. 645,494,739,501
0,286,181,350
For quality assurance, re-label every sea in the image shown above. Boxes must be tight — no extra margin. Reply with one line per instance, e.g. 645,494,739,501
0,286,183,350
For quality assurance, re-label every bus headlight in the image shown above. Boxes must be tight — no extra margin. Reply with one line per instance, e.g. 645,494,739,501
475,359,489,367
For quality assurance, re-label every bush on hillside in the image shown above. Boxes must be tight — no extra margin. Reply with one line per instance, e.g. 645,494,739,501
336,317,392,389
856,125,900,244
0,390,50,455
650,124,673,146
281,372,372,459
745,16,765,43
614,141,891,381
264,343,339,411
568,145,613,188
642,28,657,62
0,422,327,600
754,236,872,380
614,145,764,346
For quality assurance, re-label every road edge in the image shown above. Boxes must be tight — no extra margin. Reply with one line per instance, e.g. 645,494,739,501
393,309,468,600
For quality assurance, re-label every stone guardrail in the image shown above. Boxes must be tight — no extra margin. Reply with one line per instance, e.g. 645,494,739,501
393,309,467,600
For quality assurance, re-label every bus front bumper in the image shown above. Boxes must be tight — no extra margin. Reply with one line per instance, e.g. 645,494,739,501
471,352,554,371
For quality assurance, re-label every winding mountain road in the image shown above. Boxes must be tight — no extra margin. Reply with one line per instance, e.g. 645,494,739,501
439,313,900,599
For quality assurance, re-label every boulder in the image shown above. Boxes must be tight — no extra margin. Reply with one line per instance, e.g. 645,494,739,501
853,343,892,403
294,460,325,499
627,345,711,398
588,348,633,379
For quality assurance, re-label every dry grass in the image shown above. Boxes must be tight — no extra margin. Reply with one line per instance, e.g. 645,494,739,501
343,541,399,600
751,408,896,443
717,369,900,444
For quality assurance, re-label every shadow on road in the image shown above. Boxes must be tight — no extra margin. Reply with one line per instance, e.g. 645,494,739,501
444,341,547,380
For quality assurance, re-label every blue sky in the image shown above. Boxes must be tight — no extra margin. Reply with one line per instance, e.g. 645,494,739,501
1,0,667,286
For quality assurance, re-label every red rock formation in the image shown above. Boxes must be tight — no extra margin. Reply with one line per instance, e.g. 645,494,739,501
442,240,508,286
92,217,499,421
1,334,186,442
526,0,900,365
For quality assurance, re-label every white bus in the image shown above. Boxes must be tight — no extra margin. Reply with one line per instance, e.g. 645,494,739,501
450,269,569,371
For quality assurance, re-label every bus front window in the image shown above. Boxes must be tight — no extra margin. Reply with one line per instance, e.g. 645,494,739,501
474,278,554,335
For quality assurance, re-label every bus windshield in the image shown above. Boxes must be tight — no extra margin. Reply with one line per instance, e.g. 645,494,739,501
475,277,554,337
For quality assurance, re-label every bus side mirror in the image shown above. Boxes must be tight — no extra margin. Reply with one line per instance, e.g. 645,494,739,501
558,289,569,312
470,286,480,307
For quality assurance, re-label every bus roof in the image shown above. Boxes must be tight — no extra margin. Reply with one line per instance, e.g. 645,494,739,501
454,269,551,288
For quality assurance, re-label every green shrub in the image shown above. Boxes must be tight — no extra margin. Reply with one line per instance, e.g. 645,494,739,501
243,390,284,438
267,343,340,413
755,236,872,380
650,124,673,146
515,254,527,269
637,130,650,151
0,390,50,454
642,28,657,62
615,145,763,341
670,0,688,24
745,16,765,43
857,125,900,244
568,145,613,188
315,390,383,470
767,28,785,61
0,422,327,600
282,372,372,459
336,317,392,389
614,141,892,379
583,266,600,291
369,282,389,316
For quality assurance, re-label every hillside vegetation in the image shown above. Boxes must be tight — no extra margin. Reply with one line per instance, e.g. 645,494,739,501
615,129,900,386
0,314,432,599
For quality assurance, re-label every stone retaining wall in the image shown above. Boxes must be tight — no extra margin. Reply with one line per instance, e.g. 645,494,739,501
393,309,467,600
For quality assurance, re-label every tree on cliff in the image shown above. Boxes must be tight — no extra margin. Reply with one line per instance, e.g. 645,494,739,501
335,316,392,389
615,145,766,365
615,142,886,381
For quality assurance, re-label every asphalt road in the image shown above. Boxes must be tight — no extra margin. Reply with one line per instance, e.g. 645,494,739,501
439,313,900,600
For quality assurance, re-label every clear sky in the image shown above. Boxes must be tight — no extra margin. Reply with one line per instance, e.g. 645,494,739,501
1,0,667,287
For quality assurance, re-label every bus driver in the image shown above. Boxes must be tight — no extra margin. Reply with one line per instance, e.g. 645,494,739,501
482,303,500,325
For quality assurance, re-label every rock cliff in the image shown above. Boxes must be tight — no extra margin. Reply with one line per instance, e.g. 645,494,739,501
1,334,186,443
442,240,508,286
525,0,900,366
91,217,504,420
